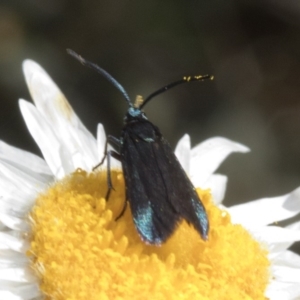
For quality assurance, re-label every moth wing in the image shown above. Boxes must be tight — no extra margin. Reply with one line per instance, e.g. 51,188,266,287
121,121,208,244
153,137,209,240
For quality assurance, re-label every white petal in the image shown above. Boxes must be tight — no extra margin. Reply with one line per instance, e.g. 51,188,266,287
273,250,300,268
266,281,300,300
69,126,98,170
0,141,53,184
0,225,6,232
0,140,52,181
250,226,300,258
229,187,300,227
20,98,97,175
0,283,41,300
272,265,300,283
0,181,36,217
0,214,29,231
255,226,300,244
0,160,47,194
197,174,227,204
0,232,29,252
0,161,45,217
0,250,29,267
0,281,21,288
23,60,98,169
287,220,300,230
19,99,71,178
174,134,191,173
190,137,250,185
0,268,36,282
0,222,6,230
0,195,32,218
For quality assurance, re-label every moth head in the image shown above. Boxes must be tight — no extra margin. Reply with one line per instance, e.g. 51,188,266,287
123,95,147,123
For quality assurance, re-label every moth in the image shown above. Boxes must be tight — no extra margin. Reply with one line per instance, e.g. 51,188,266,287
68,49,211,245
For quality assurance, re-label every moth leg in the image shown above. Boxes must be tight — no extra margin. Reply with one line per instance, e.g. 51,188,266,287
93,135,121,171
105,150,121,200
115,199,128,221
108,135,122,148
93,135,122,200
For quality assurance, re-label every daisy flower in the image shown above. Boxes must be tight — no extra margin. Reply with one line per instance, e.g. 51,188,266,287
0,59,299,300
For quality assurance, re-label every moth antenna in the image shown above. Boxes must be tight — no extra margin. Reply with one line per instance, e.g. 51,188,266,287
141,74,214,109
67,49,132,107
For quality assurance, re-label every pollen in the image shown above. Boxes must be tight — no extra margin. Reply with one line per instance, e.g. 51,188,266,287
28,170,270,299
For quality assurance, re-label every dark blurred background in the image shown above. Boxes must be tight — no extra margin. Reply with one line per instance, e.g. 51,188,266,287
0,0,299,252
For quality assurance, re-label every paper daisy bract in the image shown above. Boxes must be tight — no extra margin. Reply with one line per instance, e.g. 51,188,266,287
0,59,299,299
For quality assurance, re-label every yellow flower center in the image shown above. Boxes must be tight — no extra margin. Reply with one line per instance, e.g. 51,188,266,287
29,169,270,300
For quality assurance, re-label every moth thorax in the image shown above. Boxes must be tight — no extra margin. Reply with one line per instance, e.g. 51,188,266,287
134,95,144,108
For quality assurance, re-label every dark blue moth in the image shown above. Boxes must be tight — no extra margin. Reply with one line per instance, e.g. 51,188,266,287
68,49,211,245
